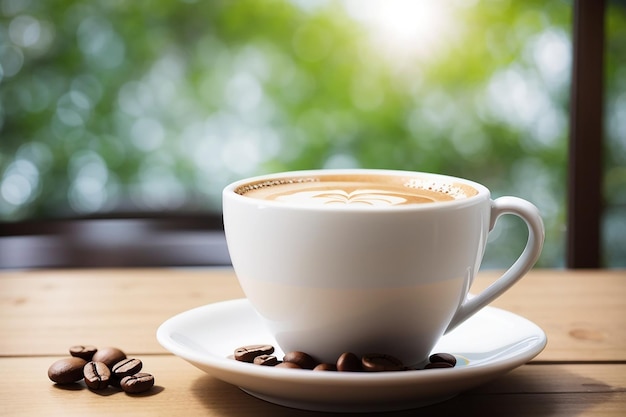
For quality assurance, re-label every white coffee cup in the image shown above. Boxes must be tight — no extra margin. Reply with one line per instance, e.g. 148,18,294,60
223,169,544,366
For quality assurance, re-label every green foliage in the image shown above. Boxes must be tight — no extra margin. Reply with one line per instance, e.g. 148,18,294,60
0,0,624,267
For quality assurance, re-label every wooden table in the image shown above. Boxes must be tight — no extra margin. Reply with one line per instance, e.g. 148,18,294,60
1,268,624,416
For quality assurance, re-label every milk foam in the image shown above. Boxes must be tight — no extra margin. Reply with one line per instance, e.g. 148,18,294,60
275,188,427,206
236,174,477,207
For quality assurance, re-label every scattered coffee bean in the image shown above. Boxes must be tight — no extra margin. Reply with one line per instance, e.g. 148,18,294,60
361,353,404,372
229,343,458,373
69,345,98,361
429,352,457,367
83,361,111,390
92,347,126,370
313,363,337,371
48,357,88,384
283,351,319,370
276,361,302,369
234,344,275,363
120,373,155,394
425,361,455,369
253,354,279,366
112,358,143,379
336,352,363,372
48,345,156,398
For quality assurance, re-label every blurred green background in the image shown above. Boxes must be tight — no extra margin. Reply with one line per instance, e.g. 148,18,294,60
1,0,625,267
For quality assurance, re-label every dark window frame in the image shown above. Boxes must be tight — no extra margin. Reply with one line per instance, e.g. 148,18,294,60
567,0,605,268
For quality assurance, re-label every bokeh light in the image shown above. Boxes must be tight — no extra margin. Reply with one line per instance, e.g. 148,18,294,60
0,0,625,267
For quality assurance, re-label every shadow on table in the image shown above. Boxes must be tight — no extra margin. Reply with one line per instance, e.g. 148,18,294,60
190,365,618,416
53,380,165,397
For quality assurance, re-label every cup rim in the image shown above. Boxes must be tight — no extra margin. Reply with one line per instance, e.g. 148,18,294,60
223,169,491,211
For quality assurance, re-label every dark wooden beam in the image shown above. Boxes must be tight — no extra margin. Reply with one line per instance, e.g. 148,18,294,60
567,0,605,268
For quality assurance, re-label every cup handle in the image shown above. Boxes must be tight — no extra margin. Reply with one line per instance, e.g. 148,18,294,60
445,196,545,333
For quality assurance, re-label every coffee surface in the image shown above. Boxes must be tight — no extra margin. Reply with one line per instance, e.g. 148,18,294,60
236,174,477,207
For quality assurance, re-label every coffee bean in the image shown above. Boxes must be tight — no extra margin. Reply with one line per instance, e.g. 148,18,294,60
313,363,337,371
429,352,457,367
48,357,87,384
83,361,111,390
120,373,154,394
49,345,157,398
275,361,301,369
69,345,97,361
361,353,404,372
336,352,363,372
283,351,318,370
424,361,454,369
112,358,143,378
228,344,457,373
234,344,274,363
253,354,279,366
92,347,126,370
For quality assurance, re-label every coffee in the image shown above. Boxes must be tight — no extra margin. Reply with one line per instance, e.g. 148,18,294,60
234,344,275,362
83,361,111,390
47,357,87,384
92,347,126,369
231,344,458,372
236,174,477,207
112,358,143,378
283,351,318,369
69,345,97,361
120,373,155,394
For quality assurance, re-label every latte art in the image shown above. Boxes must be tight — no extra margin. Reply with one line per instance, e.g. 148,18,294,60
237,174,478,207
275,187,444,206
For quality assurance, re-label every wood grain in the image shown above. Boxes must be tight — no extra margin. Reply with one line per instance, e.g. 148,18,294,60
1,269,624,359
0,268,244,356
1,268,625,416
470,269,626,361
1,357,623,417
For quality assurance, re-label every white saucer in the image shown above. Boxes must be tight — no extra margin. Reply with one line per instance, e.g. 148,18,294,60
157,299,546,413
